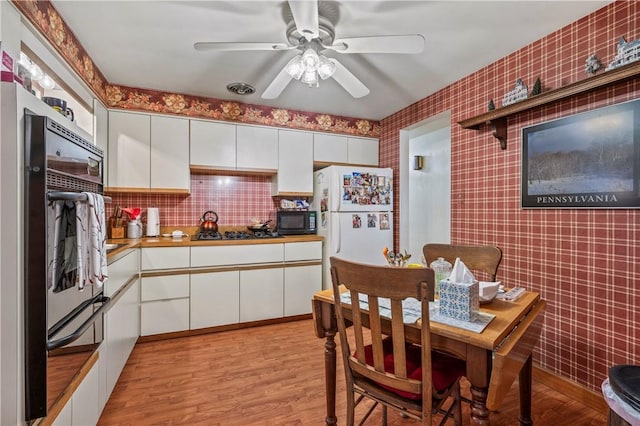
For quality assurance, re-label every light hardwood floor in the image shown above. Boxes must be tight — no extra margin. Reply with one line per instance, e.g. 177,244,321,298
98,319,607,425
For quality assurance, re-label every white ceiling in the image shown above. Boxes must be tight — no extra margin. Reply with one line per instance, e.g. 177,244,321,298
51,1,611,121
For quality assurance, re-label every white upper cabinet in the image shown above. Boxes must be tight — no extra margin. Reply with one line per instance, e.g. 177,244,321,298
190,122,278,173
150,115,190,191
236,125,278,171
107,111,190,192
313,133,348,164
272,129,313,196
347,136,379,166
189,120,236,170
108,111,151,190
313,133,378,166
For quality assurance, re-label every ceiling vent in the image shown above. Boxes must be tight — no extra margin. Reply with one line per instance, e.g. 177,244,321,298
226,82,255,95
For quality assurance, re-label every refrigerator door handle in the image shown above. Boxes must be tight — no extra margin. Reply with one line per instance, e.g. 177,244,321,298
333,214,341,254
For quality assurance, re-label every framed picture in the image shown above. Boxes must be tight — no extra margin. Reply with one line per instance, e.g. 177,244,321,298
521,99,640,208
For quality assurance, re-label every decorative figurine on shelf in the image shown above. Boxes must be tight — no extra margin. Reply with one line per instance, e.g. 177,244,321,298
585,54,603,75
488,99,495,111
502,78,528,107
606,36,640,71
530,77,542,96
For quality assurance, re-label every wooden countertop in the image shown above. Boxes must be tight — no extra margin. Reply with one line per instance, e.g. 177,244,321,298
106,234,323,260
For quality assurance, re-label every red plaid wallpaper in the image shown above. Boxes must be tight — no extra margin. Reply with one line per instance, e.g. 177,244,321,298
380,1,639,393
107,174,279,228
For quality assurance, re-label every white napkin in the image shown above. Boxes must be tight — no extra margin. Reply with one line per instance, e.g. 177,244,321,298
448,257,476,283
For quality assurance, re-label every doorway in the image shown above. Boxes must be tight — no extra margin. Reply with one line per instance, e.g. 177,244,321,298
399,111,451,263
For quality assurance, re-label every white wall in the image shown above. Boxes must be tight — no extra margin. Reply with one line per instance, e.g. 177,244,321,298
399,111,451,263
1,3,23,424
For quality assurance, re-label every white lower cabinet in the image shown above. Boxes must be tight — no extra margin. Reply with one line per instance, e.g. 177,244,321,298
104,278,140,400
140,274,190,335
284,264,322,316
141,247,190,271
52,398,72,426
190,270,240,328
72,358,101,425
53,356,101,426
141,241,321,335
240,268,284,322
190,244,283,267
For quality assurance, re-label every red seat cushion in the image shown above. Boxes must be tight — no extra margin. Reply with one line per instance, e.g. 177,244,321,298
360,338,465,400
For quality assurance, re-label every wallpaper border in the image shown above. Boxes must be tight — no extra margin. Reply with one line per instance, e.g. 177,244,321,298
12,0,381,138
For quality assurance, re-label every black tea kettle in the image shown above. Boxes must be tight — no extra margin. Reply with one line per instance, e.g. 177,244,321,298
200,211,219,233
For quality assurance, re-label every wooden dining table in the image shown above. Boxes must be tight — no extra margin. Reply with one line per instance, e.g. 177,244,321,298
311,287,546,425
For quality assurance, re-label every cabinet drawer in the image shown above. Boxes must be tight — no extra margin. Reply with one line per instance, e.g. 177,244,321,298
140,299,189,336
105,249,139,297
141,247,190,270
141,274,189,301
191,244,283,267
284,241,322,261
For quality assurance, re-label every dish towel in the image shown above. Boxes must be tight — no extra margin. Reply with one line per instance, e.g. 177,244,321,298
48,199,79,292
75,192,108,290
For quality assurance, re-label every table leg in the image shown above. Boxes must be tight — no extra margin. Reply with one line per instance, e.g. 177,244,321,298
470,385,491,425
324,329,337,426
518,355,533,426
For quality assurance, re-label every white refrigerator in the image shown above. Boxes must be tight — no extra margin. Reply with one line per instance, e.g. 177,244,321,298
311,165,394,289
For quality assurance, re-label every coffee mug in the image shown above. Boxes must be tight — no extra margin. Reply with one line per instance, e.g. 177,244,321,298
65,107,74,122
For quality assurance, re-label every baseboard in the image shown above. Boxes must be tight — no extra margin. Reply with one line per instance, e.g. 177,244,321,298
534,365,608,415
138,314,312,343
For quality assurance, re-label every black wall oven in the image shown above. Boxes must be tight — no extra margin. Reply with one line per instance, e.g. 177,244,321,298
23,111,110,422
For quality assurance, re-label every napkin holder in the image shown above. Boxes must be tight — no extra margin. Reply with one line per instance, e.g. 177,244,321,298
438,278,480,322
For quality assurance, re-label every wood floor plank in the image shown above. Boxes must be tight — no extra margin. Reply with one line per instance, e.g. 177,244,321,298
99,319,607,425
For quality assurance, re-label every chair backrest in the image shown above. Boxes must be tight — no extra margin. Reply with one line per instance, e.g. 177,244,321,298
330,257,435,415
423,243,503,281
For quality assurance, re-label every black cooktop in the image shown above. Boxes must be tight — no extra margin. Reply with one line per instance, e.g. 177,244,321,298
192,230,283,241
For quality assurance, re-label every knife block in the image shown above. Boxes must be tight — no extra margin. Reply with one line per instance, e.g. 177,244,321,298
108,218,125,239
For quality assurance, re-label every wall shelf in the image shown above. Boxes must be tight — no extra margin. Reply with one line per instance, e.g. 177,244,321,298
458,60,640,149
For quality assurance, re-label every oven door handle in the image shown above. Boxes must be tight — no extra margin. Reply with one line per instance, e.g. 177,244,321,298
46,294,111,351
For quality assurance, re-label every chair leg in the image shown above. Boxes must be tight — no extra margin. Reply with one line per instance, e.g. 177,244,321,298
346,390,355,426
382,405,388,426
452,381,462,426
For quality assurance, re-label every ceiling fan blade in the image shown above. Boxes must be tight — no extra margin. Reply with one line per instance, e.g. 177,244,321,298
329,58,369,98
194,42,291,52
288,0,319,41
330,34,425,54
262,64,294,99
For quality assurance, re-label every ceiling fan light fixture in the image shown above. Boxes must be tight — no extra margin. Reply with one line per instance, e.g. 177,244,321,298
285,54,304,79
301,48,319,72
301,70,319,87
317,55,335,80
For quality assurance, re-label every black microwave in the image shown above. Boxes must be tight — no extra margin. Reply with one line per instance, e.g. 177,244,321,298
276,210,317,235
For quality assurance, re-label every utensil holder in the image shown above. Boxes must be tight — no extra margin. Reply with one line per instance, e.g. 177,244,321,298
109,220,125,239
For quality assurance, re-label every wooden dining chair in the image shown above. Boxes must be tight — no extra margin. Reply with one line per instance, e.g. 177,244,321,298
423,243,503,281
330,257,465,426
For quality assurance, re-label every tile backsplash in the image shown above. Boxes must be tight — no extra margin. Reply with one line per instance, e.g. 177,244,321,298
106,174,280,227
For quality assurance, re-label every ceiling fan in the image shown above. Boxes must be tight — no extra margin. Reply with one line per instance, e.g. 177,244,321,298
194,0,425,100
